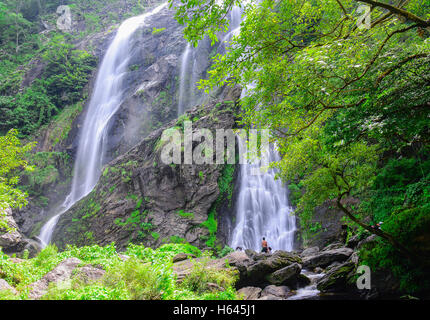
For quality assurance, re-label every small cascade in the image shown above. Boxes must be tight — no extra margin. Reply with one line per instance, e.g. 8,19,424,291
38,2,168,247
287,270,325,300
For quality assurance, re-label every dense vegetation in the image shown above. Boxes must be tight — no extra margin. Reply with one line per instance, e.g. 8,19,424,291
0,0,160,138
0,243,239,300
171,0,430,294
0,129,35,218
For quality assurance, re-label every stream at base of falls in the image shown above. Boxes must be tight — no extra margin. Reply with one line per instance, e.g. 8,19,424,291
288,270,359,300
287,270,325,300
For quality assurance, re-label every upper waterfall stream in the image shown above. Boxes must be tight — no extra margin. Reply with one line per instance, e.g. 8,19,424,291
38,2,168,247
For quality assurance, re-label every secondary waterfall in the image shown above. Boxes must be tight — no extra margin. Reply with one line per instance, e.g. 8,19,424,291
177,43,204,115
177,43,192,116
177,7,243,116
38,2,168,247
230,140,296,252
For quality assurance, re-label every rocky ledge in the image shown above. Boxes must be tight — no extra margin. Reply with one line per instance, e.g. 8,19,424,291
172,249,309,300
0,208,41,258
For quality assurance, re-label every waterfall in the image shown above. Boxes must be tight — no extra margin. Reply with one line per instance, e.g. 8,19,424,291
177,6,243,115
230,139,296,252
227,5,296,252
38,2,168,247
177,43,203,115
177,43,192,116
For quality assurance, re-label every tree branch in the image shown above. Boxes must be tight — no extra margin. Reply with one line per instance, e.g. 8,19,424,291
354,0,430,27
375,53,428,86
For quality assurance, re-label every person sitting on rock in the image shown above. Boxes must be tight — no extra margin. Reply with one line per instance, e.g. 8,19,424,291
261,237,269,253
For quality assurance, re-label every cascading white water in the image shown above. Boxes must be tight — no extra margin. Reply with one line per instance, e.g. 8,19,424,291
177,43,202,115
177,6,243,116
38,2,168,247
222,6,242,43
178,43,192,116
227,4,296,252
230,139,296,252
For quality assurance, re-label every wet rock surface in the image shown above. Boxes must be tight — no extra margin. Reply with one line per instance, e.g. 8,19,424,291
237,286,262,300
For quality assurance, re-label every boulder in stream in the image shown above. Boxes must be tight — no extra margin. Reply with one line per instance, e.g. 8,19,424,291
302,247,353,269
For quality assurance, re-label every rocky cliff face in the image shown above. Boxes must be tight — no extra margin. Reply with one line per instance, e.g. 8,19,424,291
51,86,242,250
294,199,353,250
13,3,221,241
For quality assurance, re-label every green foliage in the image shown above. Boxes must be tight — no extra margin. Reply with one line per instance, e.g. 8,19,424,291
41,36,97,105
20,152,69,199
218,164,235,202
179,255,238,296
359,153,430,294
176,210,194,220
152,27,166,35
288,181,303,207
0,34,96,137
0,242,240,300
200,210,217,247
168,235,186,244
173,0,430,295
0,129,35,217
217,245,234,258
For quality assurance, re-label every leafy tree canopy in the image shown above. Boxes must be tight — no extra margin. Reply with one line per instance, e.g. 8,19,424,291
170,0,430,271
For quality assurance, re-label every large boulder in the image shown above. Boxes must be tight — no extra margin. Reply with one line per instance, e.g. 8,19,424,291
224,251,253,276
303,247,353,269
239,251,302,287
316,261,356,293
73,266,106,284
172,251,248,284
300,247,319,257
260,285,292,300
323,242,345,251
266,263,302,287
244,249,271,261
0,208,23,250
29,258,83,299
172,253,197,263
237,287,262,300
